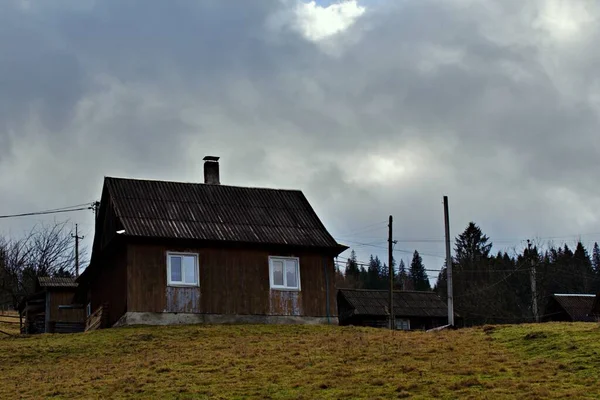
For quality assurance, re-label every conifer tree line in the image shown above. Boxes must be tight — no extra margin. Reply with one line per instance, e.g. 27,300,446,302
336,249,431,291
336,221,600,326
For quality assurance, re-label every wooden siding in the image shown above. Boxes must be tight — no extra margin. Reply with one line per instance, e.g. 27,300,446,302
127,244,337,317
47,290,84,323
165,287,201,313
91,246,127,326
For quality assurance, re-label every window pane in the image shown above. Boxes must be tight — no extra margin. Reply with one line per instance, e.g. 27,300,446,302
285,260,298,288
183,256,197,284
170,256,182,282
272,260,284,286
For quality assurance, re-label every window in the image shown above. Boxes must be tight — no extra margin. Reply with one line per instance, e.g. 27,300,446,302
395,318,410,331
167,252,199,286
269,256,300,290
86,303,92,317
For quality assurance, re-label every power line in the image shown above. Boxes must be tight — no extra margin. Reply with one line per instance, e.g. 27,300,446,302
0,203,95,220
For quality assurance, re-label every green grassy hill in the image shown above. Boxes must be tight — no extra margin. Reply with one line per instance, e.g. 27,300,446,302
1,322,599,399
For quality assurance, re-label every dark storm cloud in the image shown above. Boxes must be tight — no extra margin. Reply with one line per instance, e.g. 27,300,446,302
1,0,600,273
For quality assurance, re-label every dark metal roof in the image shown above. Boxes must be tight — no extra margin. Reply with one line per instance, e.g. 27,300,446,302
38,277,78,288
104,177,345,251
552,294,596,322
338,289,448,318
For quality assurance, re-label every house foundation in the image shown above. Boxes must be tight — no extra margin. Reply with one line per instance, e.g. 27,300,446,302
114,312,338,327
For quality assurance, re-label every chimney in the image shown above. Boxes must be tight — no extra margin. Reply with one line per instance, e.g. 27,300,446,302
203,156,220,184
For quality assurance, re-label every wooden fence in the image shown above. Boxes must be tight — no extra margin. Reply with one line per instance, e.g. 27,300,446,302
85,304,108,332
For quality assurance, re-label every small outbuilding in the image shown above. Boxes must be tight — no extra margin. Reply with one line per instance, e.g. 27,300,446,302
337,289,449,330
542,294,597,322
19,277,85,334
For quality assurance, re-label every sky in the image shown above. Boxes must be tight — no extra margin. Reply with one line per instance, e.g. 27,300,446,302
2,0,600,284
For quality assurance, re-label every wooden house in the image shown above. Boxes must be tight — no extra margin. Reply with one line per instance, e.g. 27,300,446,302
19,277,85,334
337,289,449,330
542,294,597,322
76,156,347,328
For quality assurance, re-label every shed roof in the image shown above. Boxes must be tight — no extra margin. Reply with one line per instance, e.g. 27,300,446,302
338,289,448,318
552,294,596,322
38,276,78,288
104,177,345,251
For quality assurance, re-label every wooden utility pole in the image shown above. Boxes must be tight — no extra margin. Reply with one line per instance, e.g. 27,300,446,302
388,215,394,330
93,201,100,221
71,224,84,278
527,240,539,323
443,196,454,326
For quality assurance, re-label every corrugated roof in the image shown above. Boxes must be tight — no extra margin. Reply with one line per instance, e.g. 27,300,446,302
38,276,78,288
104,177,345,250
339,289,448,318
552,294,596,322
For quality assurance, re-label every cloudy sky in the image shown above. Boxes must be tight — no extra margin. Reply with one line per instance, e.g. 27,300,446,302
2,0,600,281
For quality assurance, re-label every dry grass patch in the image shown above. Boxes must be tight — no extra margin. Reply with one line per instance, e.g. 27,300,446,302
0,322,598,398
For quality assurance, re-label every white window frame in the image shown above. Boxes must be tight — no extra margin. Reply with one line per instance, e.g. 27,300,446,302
395,318,410,331
269,256,301,291
167,252,200,287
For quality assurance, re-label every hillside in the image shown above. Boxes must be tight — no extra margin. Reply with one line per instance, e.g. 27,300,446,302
0,322,599,399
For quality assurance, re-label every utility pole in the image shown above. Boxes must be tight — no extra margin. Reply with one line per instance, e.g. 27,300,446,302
91,201,100,225
71,224,84,278
388,215,394,330
527,240,539,323
443,196,454,327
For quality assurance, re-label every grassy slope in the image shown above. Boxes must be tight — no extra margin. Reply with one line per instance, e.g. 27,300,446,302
0,323,599,399
0,312,20,336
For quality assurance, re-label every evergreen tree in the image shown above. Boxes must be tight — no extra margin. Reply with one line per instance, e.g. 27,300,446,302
593,242,600,274
344,250,360,287
592,243,600,292
366,255,383,289
452,222,493,325
397,259,408,290
454,222,492,265
573,242,594,293
409,250,430,291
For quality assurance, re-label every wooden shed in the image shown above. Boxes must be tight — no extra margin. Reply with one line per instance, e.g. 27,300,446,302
76,156,347,328
19,277,85,334
337,289,450,330
542,294,597,322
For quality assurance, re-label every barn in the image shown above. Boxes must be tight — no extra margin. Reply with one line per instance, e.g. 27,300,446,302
76,156,347,328
542,294,597,322
337,289,449,330
19,277,85,334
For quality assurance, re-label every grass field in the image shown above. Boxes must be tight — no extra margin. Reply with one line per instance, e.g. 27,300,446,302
0,322,599,399
0,311,20,336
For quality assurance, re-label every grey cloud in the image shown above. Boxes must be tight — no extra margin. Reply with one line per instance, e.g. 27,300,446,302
2,0,600,276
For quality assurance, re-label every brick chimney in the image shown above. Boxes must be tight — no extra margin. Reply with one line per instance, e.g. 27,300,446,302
203,156,220,184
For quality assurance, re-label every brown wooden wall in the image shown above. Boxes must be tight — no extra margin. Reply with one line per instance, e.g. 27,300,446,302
127,244,337,317
90,246,128,326
47,290,84,323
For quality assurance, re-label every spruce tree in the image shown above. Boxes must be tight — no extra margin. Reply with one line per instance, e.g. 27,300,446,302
344,250,360,287
573,242,594,293
366,255,383,289
592,243,600,274
397,259,408,290
409,250,431,291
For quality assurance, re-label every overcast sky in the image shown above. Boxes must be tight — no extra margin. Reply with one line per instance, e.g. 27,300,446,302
2,0,600,282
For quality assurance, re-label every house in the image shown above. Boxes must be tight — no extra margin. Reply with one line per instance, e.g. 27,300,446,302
19,277,85,334
542,294,597,322
75,156,347,328
337,289,450,330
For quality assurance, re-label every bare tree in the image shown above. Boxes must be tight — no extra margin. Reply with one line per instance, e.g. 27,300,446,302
0,221,87,309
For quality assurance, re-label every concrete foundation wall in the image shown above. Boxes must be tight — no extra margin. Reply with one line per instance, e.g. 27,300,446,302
114,312,338,327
